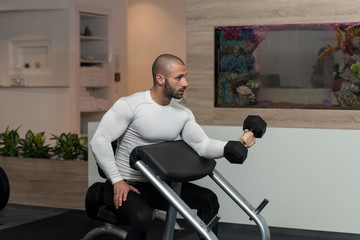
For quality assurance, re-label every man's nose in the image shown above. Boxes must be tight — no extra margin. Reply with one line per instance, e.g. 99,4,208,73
182,78,188,87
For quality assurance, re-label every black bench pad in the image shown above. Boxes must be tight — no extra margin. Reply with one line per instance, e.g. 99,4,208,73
130,140,216,182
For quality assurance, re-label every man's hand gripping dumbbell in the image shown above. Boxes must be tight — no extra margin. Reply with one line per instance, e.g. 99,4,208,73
224,115,267,164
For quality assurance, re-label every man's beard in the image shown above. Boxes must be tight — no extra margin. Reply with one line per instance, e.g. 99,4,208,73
164,78,185,99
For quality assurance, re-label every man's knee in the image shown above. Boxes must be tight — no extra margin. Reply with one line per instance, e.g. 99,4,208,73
132,206,153,229
182,183,220,213
202,188,220,213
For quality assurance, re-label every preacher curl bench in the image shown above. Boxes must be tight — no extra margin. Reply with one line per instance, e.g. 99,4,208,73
83,139,270,240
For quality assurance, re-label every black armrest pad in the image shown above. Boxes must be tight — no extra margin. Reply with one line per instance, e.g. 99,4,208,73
130,140,216,182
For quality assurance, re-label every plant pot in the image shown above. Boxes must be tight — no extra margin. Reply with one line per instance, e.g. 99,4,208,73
0,156,88,210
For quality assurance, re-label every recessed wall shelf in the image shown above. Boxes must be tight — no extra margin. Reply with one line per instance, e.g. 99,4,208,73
78,11,110,136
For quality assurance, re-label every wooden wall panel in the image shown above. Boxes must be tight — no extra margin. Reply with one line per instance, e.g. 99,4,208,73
186,0,360,129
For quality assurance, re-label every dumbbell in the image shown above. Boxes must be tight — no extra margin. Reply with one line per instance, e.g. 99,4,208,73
243,115,267,138
224,115,267,164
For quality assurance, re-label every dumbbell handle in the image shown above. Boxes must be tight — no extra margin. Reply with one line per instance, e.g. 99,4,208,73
240,129,254,147
245,129,257,136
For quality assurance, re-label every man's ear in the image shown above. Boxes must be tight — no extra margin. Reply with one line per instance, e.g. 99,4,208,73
156,74,164,86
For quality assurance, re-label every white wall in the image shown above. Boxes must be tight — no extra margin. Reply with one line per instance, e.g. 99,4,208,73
197,126,360,234
88,122,360,234
0,0,127,137
0,88,73,136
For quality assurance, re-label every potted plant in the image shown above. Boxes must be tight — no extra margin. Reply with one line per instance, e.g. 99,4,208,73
0,127,89,210
0,127,88,161
0,127,21,157
50,132,88,161
19,130,51,159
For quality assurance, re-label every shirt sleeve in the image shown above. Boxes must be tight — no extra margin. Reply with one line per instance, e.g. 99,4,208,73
89,99,133,184
180,111,227,159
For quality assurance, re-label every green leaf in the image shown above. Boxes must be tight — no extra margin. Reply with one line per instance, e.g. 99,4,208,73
25,130,34,140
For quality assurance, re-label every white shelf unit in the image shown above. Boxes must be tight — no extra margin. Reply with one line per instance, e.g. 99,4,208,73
79,12,110,136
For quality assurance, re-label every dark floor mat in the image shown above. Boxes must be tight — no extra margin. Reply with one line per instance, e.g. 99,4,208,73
0,209,194,240
0,209,359,240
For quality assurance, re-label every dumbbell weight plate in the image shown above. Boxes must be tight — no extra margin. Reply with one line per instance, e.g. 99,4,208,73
243,115,267,138
224,141,248,164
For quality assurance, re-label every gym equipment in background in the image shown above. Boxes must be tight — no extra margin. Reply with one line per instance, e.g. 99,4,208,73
0,167,10,226
0,167,10,212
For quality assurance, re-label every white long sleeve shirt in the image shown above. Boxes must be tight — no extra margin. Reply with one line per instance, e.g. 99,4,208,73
90,90,227,184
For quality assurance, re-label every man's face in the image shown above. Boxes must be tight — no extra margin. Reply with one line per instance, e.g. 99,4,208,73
163,63,188,99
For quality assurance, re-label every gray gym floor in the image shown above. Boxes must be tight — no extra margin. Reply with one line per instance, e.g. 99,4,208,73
1,204,359,240
0,204,67,230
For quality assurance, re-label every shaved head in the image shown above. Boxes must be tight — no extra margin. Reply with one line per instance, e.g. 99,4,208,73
152,54,185,83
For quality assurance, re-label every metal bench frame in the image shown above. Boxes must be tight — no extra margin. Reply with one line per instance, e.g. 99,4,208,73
134,158,271,240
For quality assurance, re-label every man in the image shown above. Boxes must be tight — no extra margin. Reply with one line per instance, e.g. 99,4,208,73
90,54,255,240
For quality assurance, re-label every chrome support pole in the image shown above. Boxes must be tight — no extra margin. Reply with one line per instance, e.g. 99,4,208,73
210,169,271,240
134,161,217,240
163,182,182,240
